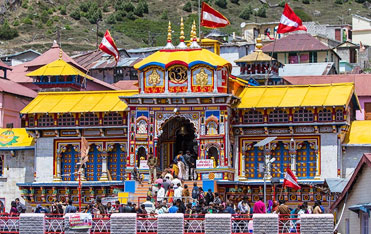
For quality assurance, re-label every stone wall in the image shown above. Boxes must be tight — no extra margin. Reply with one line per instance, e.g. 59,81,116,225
35,137,54,183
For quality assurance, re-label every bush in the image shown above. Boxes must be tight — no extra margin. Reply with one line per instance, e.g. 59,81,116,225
256,6,267,18
22,17,32,25
0,20,18,40
13,20,20,26
134,3,144,16
22,0,28,9
46,19,53,27
115,10,126,21
60,5,67,15
47,8,53,14
127,11,136,20
239,7,252,20
40,10,49,23
80,2,91,12
183,1,192,12
98,31,104,37
293,8,312,21
230,0,239,3
335,0,343,4
65,24,71,30
106,14,116,24
302,0,310,4
103,2,110,12
161,10,168,20
139,0,149,14
279,1,285,7
123,2,135,12
215,0,227,8
87,4,102,24
70,9,81,20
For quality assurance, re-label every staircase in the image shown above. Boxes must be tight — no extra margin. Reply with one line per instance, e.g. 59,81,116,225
129,180,203,205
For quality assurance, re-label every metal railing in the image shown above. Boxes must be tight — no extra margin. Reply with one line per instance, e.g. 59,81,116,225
0,215,19,234
278,214,300,234
90,217,110,234
232,214,253,234
137,214,157,234
45,216,64,234
184,214,205,234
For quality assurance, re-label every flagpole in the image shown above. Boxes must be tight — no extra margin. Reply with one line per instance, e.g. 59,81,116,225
265,31,278,86
198,0,201,40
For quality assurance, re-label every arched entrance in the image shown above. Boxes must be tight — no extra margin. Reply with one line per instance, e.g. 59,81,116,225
157,116,197,170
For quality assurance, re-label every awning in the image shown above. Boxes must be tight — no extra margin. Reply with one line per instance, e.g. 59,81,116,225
237,83,358,109
0,128,34,150
325,178,349,193
20,90,138,114
343,121,371,146
349,203,371,214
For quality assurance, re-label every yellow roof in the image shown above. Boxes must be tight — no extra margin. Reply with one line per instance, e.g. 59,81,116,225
26,59,92,79
0,128,34,149
238,83,356,109
134,48,231,71
343,121,371,145
235,50,275,63
20,90,138,114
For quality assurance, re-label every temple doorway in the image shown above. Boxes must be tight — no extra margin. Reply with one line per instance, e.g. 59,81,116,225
157,117,197,171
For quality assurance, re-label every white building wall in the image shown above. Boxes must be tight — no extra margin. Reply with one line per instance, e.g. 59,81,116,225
337,166,371,234
342,146,371,177
35,137,54,183
0,150,34,212
320,133,339,179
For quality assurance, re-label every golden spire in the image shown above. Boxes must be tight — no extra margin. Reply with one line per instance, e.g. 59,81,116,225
256,35,263,52
190,22,194,41
190,20,200,49
59,48,62,59
192,20,197,41
167,21,172,42
180,17,185,42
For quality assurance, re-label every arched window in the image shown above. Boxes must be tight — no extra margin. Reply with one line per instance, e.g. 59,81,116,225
108,144,126,181
137,147,147,168
103,113,123,126
293,109,314,122
38,114,54,127
268,110,288,123
296,141,317,179
318,109,332,122
80,113,99,126
271,142,291,179
207,146,219,167
243,110,263,123
61,145,78,181
136,119,148,134
335,109,344,121
245,145,264,179
85,145,102,181
206,121,218,135
58,113,75,127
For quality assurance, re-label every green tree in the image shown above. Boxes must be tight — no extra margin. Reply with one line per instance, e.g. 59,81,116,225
215,0,227,8
80,2,91,12
183,1,192,12
103,2,110,12
60,5,67,15
293,8,312,21
127,11,136,20
70,9,81,20
0,20,18,40
87,3,102,24
161,10,168,20
123,2,135,12
256,6,267,18
40,10,49,23
239,7,251,20
302,0,310,4
106,14,116,24
139,0,149,14
230,0,239,4
115,10,126,21
134,3,144,17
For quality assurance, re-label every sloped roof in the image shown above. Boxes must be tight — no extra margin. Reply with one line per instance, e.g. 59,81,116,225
283,74,371,96
113,80,139,90
0,78,37,98
26,59,92,78
330,153,371,211
279,63,335,76
235,50,275,63
262,34,330,52
237,83,356,109
134,49,231,71
343,121,371,146
20,90,138,114
0,60,12,70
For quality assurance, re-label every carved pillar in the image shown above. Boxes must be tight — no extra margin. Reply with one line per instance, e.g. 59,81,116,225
53,152,62,182
289,138,297,174
264,144,272,180
187,69,191,92
140,72,144,94
164,71,169,94
100,151,109,181
213,70,218,93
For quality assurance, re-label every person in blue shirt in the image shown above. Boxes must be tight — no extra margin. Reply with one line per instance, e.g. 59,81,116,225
168,201,179,213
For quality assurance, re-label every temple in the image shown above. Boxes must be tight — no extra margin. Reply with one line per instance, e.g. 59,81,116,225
16,19,360,208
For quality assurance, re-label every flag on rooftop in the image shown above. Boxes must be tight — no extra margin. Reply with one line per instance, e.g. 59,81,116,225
201,2,230,28
99,30,120,63
277,3,307,34
283,167,301,190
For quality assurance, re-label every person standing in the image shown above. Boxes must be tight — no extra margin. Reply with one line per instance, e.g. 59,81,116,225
64,200,77,214
147,153,157,183
183,151,192,180
277,200,290,218
15,198,26,213
253,196,266,214
157,185,166,204
191,182,199,202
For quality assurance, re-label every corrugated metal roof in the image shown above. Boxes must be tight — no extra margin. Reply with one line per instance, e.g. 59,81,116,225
279,62,334,76
237,83,355,109
325,178,349,193
21,90,137,114
262,34,330,52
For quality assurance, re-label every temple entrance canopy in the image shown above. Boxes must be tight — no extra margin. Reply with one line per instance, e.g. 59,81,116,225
157,116,197,170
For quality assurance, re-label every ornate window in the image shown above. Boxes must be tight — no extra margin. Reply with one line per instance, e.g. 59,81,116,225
268,110,288,123
296,141,317,179
108,144,126,181
318,109,332,122
293,109,314,122
136,119,148,134
271,142,291,179
206,121,218,135
245,145,264,179
80,113,99,126
38,114,54,127
85,145,102,181
61,145,78,181
243,110,264,123
335,109,344,121
28,116,35,127
0,155,3,177
58,113,75,127
103,112,123,126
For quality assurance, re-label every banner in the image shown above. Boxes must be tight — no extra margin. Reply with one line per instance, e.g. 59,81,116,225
139,160,149,169
196,159,214,169
69,213,92,230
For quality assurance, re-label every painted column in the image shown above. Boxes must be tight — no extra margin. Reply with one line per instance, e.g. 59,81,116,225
140,72,144,94
53,152,62,182
264,145,272,180
289,139,297,174
100,151,109,181
213,69,218,93
187,69,191,92
164,71,169,94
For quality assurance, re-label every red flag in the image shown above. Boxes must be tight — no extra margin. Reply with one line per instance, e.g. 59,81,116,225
201,2,230,28
99,30,120,62
283,167,301,190
277,4,307,34
80,137,90,165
